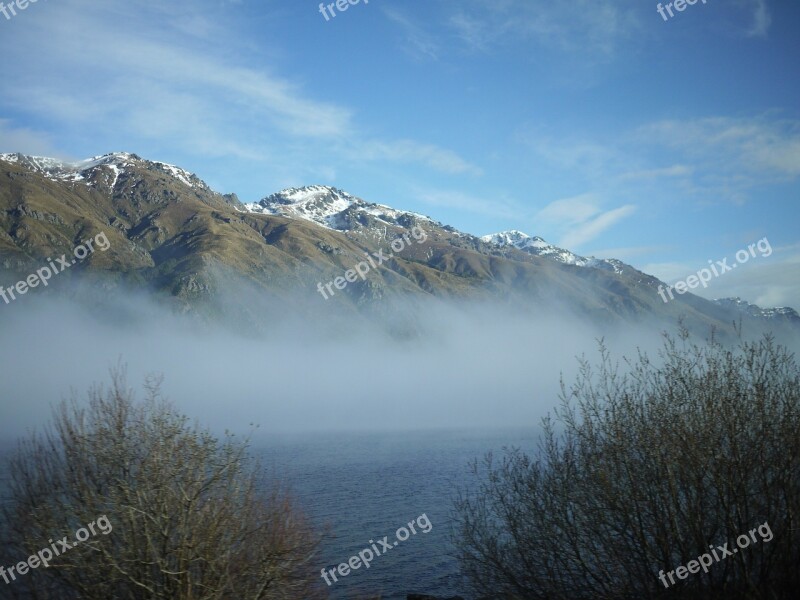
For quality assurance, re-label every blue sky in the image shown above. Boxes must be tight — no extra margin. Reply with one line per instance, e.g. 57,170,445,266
1,0,798,308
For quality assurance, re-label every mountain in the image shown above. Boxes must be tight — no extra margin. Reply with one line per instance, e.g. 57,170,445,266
713,297,800,325
0,152,240,203
0,152,795,339
245,185,437,233
480,229,628,275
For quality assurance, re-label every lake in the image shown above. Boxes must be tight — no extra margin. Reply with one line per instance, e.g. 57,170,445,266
0,428,541,599
258,428,540,599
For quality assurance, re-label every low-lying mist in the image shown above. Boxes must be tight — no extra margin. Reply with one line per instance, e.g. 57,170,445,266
0,280,714,443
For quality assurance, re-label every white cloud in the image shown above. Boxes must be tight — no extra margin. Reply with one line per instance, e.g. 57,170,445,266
383,7,440,60
358,140,482,176
521,131,628,180
640,261,697,284
586,245,671,261
523,115,800,206
0,121,66,158
618,165,694,181
0,1,351,162
416,188,520,219
642,244,800,310
558,205,637,249
636,116,800,183
0,0,473,176
744,0,772,37
537,194,636,249
537,193,602,224
446,0,640,58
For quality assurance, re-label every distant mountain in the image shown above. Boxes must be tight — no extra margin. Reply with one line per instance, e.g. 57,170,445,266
245,185,436,233
713,297,800,325
0,152,795,339
0,152,239,202
480,229,627,275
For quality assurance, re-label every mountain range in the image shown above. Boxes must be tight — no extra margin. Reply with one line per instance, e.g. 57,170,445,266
1,151,796,337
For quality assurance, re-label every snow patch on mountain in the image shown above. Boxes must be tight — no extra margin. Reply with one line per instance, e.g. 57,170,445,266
245,185,435,232
713,297,800,322
481,230,599,267
0,152,209,192
481,229,633,275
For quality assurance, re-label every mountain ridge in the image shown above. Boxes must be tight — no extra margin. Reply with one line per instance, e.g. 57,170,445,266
0,151,794,339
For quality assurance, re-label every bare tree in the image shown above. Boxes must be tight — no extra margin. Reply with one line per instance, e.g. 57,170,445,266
0,368,324,600
453,331,800,599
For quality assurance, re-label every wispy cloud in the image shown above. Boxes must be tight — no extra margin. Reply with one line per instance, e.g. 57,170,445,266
0,0,473,177
558,205,637,249
521,131,629,180
415,188,520,219
522,114,800,206
537,193,603,224
445,0,640,57
586,245,672,261
643,244,800,310
383,7,440,60
618,165,694,181
537,194,637,249
2,2,351,154
0,120,66,158
635,116,800,180
358,140,481,176
743,0,772,37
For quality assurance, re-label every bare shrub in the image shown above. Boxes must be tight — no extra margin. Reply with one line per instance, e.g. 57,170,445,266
454,332,800,599
0,368,324,599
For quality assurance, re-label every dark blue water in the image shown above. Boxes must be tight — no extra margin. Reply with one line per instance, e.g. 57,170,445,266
257,428,539,599
0,429,540,599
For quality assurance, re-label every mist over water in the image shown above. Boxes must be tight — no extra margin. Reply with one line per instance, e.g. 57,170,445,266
0,281,671,442
1,281,796,598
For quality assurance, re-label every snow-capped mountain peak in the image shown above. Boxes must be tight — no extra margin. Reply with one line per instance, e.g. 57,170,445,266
480,230,536,247
481,229,632,275
481,230,594,267
713,297,800,322
244,185,435,232
0,152,209,192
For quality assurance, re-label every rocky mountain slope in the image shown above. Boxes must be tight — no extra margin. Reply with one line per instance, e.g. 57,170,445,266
0,152,794,338
713,297,800,326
